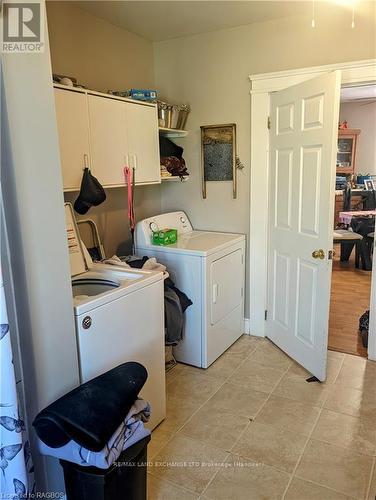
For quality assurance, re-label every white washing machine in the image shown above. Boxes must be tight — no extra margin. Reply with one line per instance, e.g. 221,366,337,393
135,211,245,368
65,204,166,430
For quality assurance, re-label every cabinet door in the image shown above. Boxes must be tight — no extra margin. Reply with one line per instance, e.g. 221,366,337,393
88,95,127,187
337,136,354,171
54,88,90,191
125,103,160,185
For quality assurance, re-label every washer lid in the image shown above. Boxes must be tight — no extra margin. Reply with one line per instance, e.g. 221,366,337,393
138,230,245,256
175,231,243,252
65,203,88,277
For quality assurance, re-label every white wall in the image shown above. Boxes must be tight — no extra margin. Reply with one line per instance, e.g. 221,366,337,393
64,184,162,257
46,1,155,93
339,100,376,176
47,1,161,257
1,4,79,493
154,2,376,319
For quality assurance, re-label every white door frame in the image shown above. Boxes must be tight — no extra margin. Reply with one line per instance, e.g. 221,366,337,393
249,59,376,361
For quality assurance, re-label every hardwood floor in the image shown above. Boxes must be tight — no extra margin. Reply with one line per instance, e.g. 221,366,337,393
328,244,370,357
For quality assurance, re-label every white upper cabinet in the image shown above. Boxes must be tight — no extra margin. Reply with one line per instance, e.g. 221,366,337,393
54,88,90,191
88,94,127,187
53,86,161,190
125,102,160,185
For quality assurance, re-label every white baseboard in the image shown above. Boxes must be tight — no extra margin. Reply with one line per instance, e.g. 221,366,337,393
243,318,250,334
243,317,265,337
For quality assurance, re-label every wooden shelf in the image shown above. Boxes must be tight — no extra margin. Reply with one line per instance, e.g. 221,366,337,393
158,127,188,138
161,175,189,182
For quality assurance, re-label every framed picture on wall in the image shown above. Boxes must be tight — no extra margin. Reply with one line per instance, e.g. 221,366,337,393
364,179,375,191
200,123,237,199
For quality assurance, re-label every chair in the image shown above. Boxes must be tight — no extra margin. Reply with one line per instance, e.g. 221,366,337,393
365,232,374,265
350,216,375,270
333,230,363,267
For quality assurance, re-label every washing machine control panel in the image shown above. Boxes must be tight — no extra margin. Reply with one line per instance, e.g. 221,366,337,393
135,211,193,247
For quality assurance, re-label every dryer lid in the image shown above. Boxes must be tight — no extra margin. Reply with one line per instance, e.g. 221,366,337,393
64,202,89,277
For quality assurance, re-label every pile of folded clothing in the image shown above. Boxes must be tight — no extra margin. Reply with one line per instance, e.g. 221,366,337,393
33,363,150,469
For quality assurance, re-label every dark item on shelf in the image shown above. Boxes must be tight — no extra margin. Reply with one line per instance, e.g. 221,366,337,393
74,168,106,215
159,136,184,159
33,362,147,452
161,157,188,179
60,435,150,500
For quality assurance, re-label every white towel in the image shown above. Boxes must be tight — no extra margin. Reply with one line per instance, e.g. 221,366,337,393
102,255,131,268
143,258,166,273
103,255,167,273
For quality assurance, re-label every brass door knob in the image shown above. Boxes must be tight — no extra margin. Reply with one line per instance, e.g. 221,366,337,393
312,249,325,260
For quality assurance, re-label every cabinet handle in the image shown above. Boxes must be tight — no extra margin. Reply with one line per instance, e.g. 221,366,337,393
213,283,218,303
128,154,137,170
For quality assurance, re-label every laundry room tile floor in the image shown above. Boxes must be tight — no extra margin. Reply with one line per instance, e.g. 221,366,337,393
147,336,376,500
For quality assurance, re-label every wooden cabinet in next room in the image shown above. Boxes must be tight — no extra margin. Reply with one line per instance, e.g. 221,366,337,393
336,129,360,176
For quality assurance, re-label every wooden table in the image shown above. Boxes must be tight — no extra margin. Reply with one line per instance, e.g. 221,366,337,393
339,210,376,225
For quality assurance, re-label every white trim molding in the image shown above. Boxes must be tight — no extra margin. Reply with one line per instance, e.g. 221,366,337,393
249,59,376,93
244,317,265,337
243,318,250,335
248,59,376,361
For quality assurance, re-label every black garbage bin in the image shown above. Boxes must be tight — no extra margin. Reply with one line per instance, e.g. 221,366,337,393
60,435,150,500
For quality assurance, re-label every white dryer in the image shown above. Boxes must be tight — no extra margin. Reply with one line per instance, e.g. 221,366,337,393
65,204,166,430
135,211,245,368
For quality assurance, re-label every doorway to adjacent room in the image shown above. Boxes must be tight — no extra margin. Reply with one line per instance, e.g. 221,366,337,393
329,84,376,357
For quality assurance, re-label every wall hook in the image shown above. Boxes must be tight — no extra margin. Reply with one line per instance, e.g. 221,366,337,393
235,156,245,170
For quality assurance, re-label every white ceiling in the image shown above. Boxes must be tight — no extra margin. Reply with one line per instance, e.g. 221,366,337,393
341,85,376,102
74,1,309,41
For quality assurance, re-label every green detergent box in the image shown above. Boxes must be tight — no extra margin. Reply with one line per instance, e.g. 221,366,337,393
152,228,178,246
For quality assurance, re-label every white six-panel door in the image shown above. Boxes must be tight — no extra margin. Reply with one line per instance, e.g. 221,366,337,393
267,71,341,381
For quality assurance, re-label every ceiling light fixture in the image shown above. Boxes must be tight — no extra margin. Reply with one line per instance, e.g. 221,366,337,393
334,0,354,6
